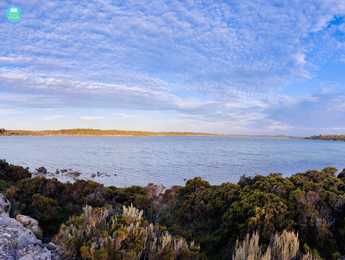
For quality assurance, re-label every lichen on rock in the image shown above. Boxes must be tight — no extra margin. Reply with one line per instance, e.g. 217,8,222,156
0,194,60,260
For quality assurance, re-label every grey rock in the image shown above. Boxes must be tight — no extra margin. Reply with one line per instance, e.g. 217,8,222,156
36,167,48,175
0,194,61,260
46,242,57,251
0,215,58,259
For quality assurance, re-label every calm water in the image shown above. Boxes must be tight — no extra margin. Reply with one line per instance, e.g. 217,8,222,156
0,136,345,187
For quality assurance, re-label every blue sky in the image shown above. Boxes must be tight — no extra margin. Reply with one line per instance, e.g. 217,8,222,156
1,0,345,135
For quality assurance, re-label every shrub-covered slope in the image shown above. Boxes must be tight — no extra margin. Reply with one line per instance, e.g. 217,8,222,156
1,160,345,259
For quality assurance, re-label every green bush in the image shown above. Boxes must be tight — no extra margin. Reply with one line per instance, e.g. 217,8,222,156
0,179,9,191
0,160,31,184
4,163,345,259
156,169,345,259
5,176,152,240
54,204,202,260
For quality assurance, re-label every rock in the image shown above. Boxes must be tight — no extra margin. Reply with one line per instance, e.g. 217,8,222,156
0,208,60,259
338,169,345,180
95,171,110,178
0,216,55,259
65,171,81,178
36,167,48,175
46,242,57,251
0,194,10,216
46,242,63,258
16,214,43,239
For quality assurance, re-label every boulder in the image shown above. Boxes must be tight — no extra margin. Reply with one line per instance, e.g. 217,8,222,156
0,196,60,259
0,193,60,259
0,215,56,259
36,167,48,175
338,169,345,180
16,214,43,239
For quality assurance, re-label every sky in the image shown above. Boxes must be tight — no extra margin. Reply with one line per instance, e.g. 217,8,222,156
1,0,345,135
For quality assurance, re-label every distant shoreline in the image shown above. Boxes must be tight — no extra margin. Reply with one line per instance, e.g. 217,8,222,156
305,135,345,141
0,129,309,139
0,128,217,137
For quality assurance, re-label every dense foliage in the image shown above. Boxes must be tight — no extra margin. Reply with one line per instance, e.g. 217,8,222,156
54,204,202,259
0,160,31,185
152,168,345,259
5,176,150,240
2,159,345,259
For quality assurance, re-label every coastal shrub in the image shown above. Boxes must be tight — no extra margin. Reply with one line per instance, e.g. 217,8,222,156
6,176,151,240
54,204,202,260
0,160,31,184
31,194,66,235
233,232,263,260
4,163,345,259
0,179,9,191
233,230,318,260
156,175,293,258
224,187,291,238
157,169,345,259
288,168,345,257
155,177,240,257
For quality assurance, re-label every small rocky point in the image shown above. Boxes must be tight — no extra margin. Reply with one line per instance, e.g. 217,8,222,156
0,194,60,260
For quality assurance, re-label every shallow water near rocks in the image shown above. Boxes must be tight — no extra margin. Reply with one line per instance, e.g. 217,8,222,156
0,136,345,187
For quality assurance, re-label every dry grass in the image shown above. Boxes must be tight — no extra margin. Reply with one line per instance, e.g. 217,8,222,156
233,230,318,260
54,204,201,259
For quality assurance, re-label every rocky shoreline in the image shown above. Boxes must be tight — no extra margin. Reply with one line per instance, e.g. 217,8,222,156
0,194,61,260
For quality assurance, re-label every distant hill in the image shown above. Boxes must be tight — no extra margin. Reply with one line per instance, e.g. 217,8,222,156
0,128,216,137
305,135,345,141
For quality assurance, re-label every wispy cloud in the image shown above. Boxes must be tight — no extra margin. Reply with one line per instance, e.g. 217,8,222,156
1,0,345,133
